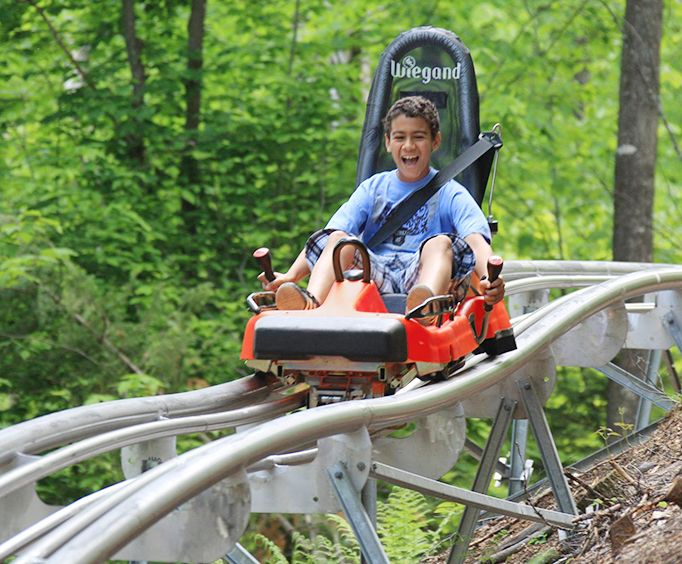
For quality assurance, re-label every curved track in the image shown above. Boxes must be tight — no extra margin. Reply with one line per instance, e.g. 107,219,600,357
1,261,681,563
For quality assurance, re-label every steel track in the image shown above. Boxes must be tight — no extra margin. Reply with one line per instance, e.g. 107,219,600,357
0,261,680,562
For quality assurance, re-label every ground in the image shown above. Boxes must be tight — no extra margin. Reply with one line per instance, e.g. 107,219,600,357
425,406,682,563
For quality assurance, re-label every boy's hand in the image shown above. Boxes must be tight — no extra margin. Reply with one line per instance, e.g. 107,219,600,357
479,275,505,305
258,272,293,292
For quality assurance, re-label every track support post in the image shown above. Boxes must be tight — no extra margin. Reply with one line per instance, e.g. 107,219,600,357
635,349,663,431
517,378,578,517
508,419,530,496
224,543,259,564
447,397,516,564
597,362,673,411
327,463,389,564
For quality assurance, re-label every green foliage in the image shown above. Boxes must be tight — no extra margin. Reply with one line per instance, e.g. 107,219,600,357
545,366,609,458
36,452,123,506
1,0,681,556
377,487,438,561
290,524,358,564
243,487,444,562
253,533,289,564
248,515,361,564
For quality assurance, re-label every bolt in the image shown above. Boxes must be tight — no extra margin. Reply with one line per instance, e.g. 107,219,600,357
335,471,343,479
313,496,319,502
357,462,366,471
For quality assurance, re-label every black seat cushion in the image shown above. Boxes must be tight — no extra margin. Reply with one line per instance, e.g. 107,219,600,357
253,315,407,362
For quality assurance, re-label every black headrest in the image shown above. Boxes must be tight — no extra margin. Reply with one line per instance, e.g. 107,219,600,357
356,26,488,205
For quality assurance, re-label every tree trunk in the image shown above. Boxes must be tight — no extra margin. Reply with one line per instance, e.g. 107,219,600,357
180,0,207,231
608,0,663,431
121,0,147,166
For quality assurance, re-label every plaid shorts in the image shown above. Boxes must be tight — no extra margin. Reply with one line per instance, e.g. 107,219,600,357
304,229,475,299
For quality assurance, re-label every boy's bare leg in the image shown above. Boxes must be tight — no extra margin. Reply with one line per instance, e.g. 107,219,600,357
307,230,355,303
405,236,453,324
413,235,453,294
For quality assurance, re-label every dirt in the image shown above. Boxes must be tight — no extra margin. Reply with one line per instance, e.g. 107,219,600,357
425,406,682,563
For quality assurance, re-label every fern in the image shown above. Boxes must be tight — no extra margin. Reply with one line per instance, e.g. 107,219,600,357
377,487,438,561
254,487,443,563
253,533,289,564
290,517,360,563
327,513,361,563
310,534,339,562
291,530,315,563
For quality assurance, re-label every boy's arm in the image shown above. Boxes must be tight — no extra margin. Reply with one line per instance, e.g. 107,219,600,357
464,233,505,305
258,249,310,291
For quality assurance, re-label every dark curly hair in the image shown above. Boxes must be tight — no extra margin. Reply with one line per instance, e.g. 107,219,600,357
382,96,440,139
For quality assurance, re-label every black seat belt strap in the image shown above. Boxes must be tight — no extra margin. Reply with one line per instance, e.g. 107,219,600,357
365,131,502,249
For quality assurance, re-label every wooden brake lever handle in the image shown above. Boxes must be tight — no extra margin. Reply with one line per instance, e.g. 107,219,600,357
253,247,276,283
484,255,503,312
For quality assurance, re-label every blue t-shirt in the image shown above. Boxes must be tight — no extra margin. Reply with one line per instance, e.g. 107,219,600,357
326,168,490,256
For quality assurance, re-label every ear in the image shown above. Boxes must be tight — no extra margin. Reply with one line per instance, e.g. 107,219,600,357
384,134,391,151
432,131,442,151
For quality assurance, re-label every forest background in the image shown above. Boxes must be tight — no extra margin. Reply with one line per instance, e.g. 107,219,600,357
1,0,681,558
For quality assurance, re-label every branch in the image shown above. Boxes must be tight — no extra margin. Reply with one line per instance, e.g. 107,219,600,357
23,0,96,90
487,526,553,563
121,0,146,109
0,332,100,366
180,0,206,225
486,0,589,94
71,310,144,375
288,0,301,74
120,0,147,165
184,0,206,133
42,286,144,375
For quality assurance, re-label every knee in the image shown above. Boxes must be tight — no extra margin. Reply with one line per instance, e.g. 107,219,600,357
423,235,453,258
326,230,350,246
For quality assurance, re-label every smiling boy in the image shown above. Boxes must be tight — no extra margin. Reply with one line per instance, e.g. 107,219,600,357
259,96,504,322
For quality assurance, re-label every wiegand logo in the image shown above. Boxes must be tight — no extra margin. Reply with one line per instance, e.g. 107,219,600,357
390,56,461,84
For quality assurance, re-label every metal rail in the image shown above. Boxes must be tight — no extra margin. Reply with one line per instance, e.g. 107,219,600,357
0,372,272,466
0,388,306,500
0,260,657,462
11,267,679,563
2,261,680,561
502,259,680,281
0,482,128,560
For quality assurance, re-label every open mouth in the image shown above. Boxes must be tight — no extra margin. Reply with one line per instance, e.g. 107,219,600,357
402,155,419,165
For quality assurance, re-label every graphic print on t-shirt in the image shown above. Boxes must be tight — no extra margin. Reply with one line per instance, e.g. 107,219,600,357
376,199,433,247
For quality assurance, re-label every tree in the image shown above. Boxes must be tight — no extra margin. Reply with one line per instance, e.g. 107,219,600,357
121,0,147,167
180,0,206,242
607,0,664,430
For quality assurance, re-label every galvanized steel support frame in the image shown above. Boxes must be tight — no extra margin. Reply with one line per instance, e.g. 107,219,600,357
370,462,574,528
596,362,673,410
224,543,259,564
2,267,680,563
508,419,530,496
360,479,378,564
635,349,663,431
328,463,389,564
663,311,682,351
517,379,578,517
447,397,516,564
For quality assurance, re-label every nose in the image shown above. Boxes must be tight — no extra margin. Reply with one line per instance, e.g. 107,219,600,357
404,136,415,149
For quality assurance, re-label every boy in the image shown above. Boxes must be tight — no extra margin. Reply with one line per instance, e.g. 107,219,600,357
259,96,504,322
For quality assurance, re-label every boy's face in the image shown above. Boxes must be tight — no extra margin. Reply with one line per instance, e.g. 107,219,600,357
385,115,441,183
